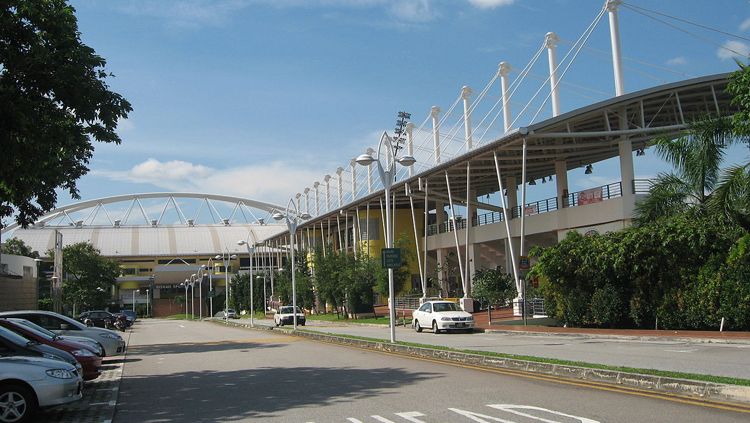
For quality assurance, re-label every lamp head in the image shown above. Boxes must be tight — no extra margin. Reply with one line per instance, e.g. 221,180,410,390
355,153,376,166
272,211,284,221
230,254,237,259
237,240,247,246
397,155,416,167
214,254,221,260
300,212,312,220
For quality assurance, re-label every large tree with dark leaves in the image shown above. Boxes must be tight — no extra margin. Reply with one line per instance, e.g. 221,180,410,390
0,0,131,227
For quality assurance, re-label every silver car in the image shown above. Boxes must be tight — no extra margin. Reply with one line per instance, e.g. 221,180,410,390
0,356,83,422
0,311,125,357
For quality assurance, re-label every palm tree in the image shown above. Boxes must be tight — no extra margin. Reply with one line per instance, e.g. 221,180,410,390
635,116,736,224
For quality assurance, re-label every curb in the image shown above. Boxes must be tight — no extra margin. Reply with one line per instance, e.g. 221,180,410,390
213,319,750,406
482,328,750,345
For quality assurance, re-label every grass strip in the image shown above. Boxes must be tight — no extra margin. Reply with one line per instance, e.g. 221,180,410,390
305,314,391,325
296,329,750,387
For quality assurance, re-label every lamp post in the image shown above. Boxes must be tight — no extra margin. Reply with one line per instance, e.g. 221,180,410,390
204,259,216,318
237,239,255,327
146,288,150,317
355,128,416,343
215,250,237,322
189,274,198,319
132,289,136,313
273,200,311,330
181,282,188,318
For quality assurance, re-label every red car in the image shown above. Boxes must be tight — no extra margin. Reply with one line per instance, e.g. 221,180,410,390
0,318,103,381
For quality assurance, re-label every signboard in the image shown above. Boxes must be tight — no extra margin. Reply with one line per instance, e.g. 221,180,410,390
519,256,530,270
524,204,538,216
381,248,402,269
578,187,603,205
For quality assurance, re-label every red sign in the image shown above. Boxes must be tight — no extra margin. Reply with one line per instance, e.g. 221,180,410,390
578,188,603,205
524,204,538,216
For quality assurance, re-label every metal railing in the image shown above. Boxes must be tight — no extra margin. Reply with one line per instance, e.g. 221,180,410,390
427,180,649,235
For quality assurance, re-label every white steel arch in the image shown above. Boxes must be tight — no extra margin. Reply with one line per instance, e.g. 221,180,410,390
2,192,287,233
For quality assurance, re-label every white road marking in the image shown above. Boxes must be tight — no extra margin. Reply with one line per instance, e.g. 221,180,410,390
347,419,364,423
394,412,427,422
488,404,600,423
371,416,397,422
179,325,185,328
664,349,697,353
448,408,517,423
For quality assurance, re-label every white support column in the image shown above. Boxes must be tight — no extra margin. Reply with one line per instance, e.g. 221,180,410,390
554,161,569,208
304,188,310,215
431,106,441,164
435,202,446,296
607,0,625,96
350,159,357,200
406,122,415,177
444,171,466,299
324,175,331,213
367,147,375,194
313,182,321,216
498,62,513,134
336,167,344,208
545,32,561,118
461,86,474,151
295,193,302,215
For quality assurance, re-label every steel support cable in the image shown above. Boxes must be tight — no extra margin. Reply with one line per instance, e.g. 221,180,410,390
622,2,750,43
526,72,609,100
529,8,606,124
621,3,750,57
561,39,694,78
474,44,547,144
509,7,606,130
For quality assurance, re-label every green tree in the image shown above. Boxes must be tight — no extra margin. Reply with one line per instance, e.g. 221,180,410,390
274,250,315,311
0,237,39,258
0,0,132,227
51,242,119,314
471,268,516,324
375,233,411,298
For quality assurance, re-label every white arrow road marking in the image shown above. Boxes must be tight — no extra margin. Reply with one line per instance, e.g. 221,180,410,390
347,419,364,423
487,405,600,423
371,416,397,422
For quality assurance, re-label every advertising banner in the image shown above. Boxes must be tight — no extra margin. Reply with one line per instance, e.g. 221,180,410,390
578,188,603,205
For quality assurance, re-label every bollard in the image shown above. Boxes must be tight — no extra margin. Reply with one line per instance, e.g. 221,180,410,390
720,317,725,332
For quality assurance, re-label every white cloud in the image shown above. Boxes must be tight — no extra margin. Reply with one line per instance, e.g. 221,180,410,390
388,0,435,23
740,17,750,32
94,158,323,205
116,0,252,29
717,40,750,60
467,0,515,9
666,56,687,66
116,118,135,133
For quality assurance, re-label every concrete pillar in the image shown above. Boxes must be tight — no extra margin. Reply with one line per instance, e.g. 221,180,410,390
350,159,357,200
607,0,625,96
313,182,320,216
461,86,473,151
545,32,561,117
506,176,518,219
304,188,310,215
554,161,569,208
324,175,331,213
406,122,415,177
336,167,344,208
431,106,441,164
498,62,513,134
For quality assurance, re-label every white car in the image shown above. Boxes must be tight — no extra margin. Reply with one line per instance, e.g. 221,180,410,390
0,356,83,422
412,301,474,333
274,306,305,326
0,311,126,357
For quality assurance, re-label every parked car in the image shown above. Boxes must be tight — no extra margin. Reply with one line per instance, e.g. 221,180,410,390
0,319,102,381
77,310,116,329
0,356,83,423
223,309,238,319
9,318,105,358
412,300,474,333
273,306,305,326
0,311,126,357
0,326,82,375
120,310,137,325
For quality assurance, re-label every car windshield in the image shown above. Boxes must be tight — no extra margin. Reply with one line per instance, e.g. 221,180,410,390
0,325,33,347
226,309,235,313
11,319,58,339
279,307,301,314
6,320,54,341
432,302,460,312
122,311,136,318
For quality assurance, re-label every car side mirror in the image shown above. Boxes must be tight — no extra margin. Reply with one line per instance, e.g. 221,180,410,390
60,323,69,330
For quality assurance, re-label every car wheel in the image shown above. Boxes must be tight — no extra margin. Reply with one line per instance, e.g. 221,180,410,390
414,320,422,332
275,320,279,327
0,384,36,423
432,321,440,334
300,321,305,326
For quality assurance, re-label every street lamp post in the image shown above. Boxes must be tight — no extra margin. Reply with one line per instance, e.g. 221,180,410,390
189,274,198,319
215,250,237,322
146,288,150,317
237,240,255,327
204,259,216,318
355,128,416,343
273,201,311,330
181,281,188,318
132,290,136,313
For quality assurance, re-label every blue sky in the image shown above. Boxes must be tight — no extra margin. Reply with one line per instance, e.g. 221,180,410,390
65,0,750,209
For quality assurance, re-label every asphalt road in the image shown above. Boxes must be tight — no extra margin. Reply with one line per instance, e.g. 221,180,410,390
292,319,750,379
111,319,749,422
